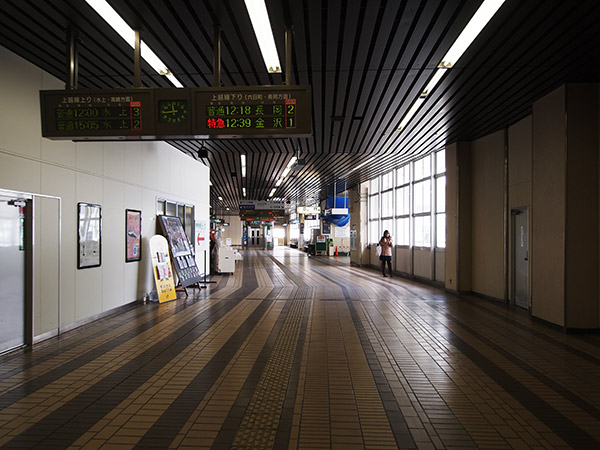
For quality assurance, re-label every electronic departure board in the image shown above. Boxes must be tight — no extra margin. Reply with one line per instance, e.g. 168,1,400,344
194,86,311,138
40,86,311,140
40,89,155,139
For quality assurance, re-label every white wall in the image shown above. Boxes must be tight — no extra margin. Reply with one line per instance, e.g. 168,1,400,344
0,46,210,338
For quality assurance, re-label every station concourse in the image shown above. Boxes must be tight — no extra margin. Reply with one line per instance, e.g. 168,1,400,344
1,1,600,449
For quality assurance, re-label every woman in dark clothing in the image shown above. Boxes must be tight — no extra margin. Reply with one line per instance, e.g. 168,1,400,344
378,230,393,277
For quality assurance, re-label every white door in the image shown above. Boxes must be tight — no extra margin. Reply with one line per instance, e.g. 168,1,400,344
513,207,529,309
0,197,26,353
249,228,263,248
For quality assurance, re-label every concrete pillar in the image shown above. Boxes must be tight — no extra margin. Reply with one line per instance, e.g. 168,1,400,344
532,83,599,330
445,142,472,293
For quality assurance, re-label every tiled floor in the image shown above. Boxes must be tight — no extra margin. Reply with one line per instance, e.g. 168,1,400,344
1,248,599,449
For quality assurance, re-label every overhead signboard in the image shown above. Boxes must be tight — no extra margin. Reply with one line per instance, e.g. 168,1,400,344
40,89,155,139
297,206,321,215
40,86,311,140
239,200,286,211
194,86,311,138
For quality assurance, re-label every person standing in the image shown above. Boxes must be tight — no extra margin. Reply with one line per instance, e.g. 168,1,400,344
378,230,393,277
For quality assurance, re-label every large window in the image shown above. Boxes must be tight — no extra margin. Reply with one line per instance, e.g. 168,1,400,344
366,149,445,250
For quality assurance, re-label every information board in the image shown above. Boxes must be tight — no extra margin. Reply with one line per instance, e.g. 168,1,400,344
157,215,204,288
40,89,154,139
194,86,311,138
40,86,312,140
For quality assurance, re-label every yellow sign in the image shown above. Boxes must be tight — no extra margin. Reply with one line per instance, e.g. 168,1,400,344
149,235,176,303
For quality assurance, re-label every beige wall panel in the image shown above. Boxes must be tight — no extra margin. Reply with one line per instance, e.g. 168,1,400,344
435,250,445,282
471,130,504,299
101,180,125,312
565,84,598,328
102,142,125,181
76,142,104,176
42,137,77,169
413,248,431,279
445,143,458,290
38,197,60,335
0,46,42,160
395,247,410,273
0,153,41,194
532,85,566,326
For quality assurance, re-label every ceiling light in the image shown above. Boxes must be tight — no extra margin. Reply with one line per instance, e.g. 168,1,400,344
241,154,247,177
420,68,446,98
85,0,184,87
439,0,506,68
397,98,424,132
218,196,223,201
275,179,282,187
243,187,247,197
244,0,282,73
269,188,276,197
281,167,291,178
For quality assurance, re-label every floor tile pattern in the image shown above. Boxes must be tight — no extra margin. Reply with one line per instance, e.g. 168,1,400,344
0,248,599,449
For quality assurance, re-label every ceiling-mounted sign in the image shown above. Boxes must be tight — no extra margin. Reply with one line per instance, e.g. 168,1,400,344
297,206,321,215
40,86,311,140
194,86,311,138
239,200,286,211
40,89,155,139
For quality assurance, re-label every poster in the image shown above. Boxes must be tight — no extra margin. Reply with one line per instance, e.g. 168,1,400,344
159,215,190,257
125,209,141,262
78,203,101,269
149,235,176,303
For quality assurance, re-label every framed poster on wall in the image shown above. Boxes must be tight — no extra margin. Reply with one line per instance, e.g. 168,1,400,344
78,202,101,269
125,209,142,262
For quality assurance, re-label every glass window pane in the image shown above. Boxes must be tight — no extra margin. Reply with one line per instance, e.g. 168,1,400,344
436,176,446,213
370,221,380,244
436,149,446,174
396,186,409,215
414,180,431,214
370,177,379,194
414,216,431,247
436,213,446,248
185,206,194,240
166,202,177,216
382,171,393,191
414,155,431,180
369,194,379,220
381,191,393,217
157,199,165,216
382,219,393,240
396,165,409,186
396,217,409,245
178,204,185,221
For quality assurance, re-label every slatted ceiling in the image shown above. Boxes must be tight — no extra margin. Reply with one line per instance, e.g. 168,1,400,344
2,1,600,209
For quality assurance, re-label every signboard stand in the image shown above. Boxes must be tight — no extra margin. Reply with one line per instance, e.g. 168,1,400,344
157,215,204,293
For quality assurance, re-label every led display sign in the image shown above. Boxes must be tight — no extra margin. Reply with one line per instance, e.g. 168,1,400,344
194,86,311,138
40,89,154,139
40,86,311,140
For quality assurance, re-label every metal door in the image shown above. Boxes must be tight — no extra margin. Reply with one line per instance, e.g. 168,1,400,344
249,228,263,248
0,197,26,353
513,207,529,309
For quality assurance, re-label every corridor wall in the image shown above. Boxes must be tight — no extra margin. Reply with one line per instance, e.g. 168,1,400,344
0,46,210,339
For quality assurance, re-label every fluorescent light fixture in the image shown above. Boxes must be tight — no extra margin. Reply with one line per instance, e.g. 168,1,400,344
241,155,247,177
440,0,505,68
244,0,282,73
420,68,447,98
269,188,277,197
85,0,184,87
287,156,297,168
275,179,282,187
348,155,377,175
243,187,247,197
226,207,230,211
218,196,223,201
209,180,213,186
397,97,424,132
281,167,291,178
